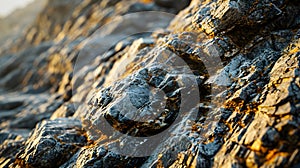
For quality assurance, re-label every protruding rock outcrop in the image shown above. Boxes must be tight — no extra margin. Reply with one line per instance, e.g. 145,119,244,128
0,0,299,167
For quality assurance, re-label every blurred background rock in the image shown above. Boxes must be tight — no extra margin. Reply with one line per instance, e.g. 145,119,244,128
0,0,47,46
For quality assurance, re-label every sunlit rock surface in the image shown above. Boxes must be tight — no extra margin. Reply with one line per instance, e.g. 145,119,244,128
0,0,299,167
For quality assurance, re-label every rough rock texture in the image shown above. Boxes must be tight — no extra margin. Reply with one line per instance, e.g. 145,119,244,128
0,0,299,167
15,118,87,168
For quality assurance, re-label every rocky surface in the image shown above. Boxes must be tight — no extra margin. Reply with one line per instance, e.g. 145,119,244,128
0,0,299,167
0,0,46,47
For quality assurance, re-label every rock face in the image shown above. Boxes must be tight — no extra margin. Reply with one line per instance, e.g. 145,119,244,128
15,118,87,168
0,0,46,46
0,0,299,167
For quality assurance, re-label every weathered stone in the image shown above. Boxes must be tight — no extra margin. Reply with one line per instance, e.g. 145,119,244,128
0,131,25,168
0,100,23,111
15,118,87,168
154,0,191,11
50,103,75,119
0,0,300,167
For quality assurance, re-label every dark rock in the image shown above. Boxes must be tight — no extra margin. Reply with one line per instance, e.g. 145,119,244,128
0,100,23,111
0,0,300,167
15,118,87,168
0,131,25,168
261,127,280,147
60,146,147,168
154,0,191,11
199,140,222,158
50,103,75,119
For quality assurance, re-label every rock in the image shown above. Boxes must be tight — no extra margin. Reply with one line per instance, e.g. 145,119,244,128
0,130,27,168
0,100,23,111
0,0,47,47
0,93,63,129
0,0,300,167
50,103,75,119
15,118,87,168
60,146,147,168
154,0,191,11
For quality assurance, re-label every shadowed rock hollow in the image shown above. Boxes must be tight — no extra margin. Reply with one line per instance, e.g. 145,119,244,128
0,0,299,167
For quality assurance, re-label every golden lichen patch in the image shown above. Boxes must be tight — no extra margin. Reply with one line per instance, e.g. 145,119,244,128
140,0,153,3
169,152,198,168
156,153,164,168
224,98,245,112
48,54,72,74
265,151,289,165
246,152,259,168
177,153,186,165
14,157,34,168
288,45,299,55
251,140,262,151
